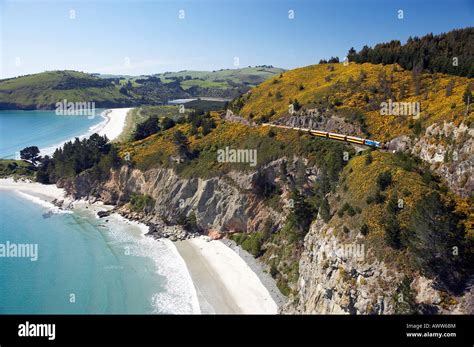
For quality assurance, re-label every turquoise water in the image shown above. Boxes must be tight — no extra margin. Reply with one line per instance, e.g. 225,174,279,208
0,109,199,313
0,110,105,159
0,191,198,313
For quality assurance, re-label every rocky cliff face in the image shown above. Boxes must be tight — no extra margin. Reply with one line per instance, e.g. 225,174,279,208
281,215,468,314
389,121,473,198
60,159,296,235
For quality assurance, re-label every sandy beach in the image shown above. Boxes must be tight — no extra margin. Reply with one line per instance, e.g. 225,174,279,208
175,237,279,314
98,108,133,141
0,178,279,314
0,177,66,202
38,107,133,156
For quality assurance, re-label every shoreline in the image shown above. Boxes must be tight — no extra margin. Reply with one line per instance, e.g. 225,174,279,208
175,237,279,314
98,107,133,142
38,107,132,156
0,178,281,314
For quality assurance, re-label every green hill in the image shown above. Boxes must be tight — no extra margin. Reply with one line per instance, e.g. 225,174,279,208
1,66,285,110
156,66,285,90
0,70,135,110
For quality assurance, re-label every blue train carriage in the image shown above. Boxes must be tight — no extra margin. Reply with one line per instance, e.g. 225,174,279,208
364,139,383,148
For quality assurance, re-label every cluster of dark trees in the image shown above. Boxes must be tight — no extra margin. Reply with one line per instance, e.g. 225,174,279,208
132,110,216,142
347,27,474,77
187,111,216,136
34,134,121,184
133,116,176,141
54,75,112,90
318,57,340,64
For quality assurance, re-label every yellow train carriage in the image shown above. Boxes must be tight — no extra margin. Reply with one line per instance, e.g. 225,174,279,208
310,130,328,138
328,133,346,141
346,136,365,145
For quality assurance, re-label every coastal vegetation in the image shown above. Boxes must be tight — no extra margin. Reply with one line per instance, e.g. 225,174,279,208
129,194,155,213
35,134,122,184
0,159,36,179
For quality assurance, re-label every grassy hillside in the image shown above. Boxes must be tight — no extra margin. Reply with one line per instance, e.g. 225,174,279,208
0,71,134,110
1,67,284,110
115,105,191,142
156,66,286,90
119,111,349,178
0,159,36,178
233,62,473,141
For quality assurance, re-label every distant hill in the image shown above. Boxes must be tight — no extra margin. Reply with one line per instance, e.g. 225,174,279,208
155,66,285,91
0,66,284,110
0,71,136,110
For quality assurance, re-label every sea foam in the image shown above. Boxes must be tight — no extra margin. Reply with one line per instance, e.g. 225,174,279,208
97,212,201,314
15,191,72,214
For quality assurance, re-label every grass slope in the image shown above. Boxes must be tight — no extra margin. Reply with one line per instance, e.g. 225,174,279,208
156,66,286,90
0,71,133,110
234,62,473,141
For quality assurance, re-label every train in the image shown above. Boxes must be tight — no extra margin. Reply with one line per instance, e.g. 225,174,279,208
262,123,384,148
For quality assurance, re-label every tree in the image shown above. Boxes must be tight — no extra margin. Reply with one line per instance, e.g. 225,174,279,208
292,99,301,111
384,216,401,249
319,197,331,222
360,224,369,236
345,28,474,78
445,80,454,97
365,152,373,165
287,190,315,235
133,116,160,141
406,192,468,292
173,130,190,158
412,65,422,96
463,86,472,106
161,117,176,130
376,171,392,191
20,146,41,165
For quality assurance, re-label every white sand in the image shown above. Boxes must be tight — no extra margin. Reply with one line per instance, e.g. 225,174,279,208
98,108,133,141
0,177,66,202
177,237,278,314
39,108,133,156
0,176,278,314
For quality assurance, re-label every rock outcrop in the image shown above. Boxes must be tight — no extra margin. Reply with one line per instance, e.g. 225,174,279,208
283,214,473,314
389,121,473,198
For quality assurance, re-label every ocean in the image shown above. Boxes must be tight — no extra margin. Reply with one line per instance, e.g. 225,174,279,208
0,110,199,314
0,109,106,159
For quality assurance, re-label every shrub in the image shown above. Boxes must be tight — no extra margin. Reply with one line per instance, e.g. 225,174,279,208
365,152,373,165
360,224,369,236
347,206,356,216
394,276,418,314
384,217,401,249
376,171,392,191
130,194,155,213
366,195,375,205
319,198,331,222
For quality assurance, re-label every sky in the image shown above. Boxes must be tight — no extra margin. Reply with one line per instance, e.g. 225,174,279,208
0,0,473,78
